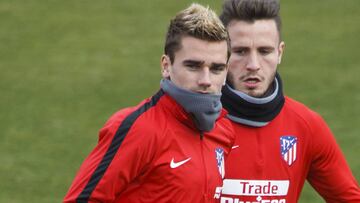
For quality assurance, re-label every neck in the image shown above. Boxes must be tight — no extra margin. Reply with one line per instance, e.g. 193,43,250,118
160,79,222,132
221,73,285,127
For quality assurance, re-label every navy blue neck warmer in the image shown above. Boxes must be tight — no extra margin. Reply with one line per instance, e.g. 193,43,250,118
221,73,285,127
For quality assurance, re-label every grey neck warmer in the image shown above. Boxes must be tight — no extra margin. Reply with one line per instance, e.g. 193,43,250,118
160,79,222,132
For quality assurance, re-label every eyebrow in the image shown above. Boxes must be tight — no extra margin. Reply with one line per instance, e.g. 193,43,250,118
231,46,249,51
182,60,204,66
182,60,226,68
211,63,227,68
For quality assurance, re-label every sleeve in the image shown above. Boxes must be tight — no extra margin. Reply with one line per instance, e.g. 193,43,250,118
307,113,360,202
63,110,158,203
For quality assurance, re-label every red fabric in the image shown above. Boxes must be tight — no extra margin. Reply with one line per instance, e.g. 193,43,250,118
221,97,360,203
64,92,234,203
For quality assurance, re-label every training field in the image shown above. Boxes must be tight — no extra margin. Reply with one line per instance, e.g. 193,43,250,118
1,0,359,202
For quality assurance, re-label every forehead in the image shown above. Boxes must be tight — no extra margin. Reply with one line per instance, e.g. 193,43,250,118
174,36,228,63
227,19,280,46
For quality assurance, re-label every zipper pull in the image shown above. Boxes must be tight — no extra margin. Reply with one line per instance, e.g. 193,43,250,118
200,132,204,140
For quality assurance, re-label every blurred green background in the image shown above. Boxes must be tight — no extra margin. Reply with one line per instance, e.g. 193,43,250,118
0,0,359,202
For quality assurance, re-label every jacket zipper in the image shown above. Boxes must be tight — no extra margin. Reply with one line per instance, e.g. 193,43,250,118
200,132,208,201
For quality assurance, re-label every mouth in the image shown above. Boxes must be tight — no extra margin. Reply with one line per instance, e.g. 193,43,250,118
243,77,261,88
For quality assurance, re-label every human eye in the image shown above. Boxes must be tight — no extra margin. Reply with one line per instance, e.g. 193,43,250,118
232,48,247,56
183,60,203,71
259,47,274,55
185,63,200,71
210,64,226,74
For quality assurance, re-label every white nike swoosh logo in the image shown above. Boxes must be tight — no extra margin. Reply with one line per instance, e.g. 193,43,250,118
232,145,240,149
170,157,191,169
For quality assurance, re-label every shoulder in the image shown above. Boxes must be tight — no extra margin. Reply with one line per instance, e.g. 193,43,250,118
280,97,339,157
283,96,326,127
99,96,165,141
282,96,333,147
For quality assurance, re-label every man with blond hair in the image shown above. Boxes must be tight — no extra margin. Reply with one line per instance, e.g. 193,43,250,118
218,0,360,202
63,3,234,203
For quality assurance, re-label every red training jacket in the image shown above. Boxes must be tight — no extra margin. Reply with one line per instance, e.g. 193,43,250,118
221,97,360,203
64,90,234,203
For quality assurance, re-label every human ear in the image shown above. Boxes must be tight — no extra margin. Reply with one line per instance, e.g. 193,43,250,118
278,41,285,64
161,55,171,78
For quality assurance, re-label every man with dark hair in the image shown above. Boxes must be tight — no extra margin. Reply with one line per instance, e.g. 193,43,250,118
218,0,360,202
63,4,234,202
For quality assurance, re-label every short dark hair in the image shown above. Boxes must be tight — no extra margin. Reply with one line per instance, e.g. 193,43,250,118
164,3,230,64
220,0,281,39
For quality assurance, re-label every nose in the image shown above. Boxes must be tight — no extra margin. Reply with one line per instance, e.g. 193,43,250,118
198,68,211,88
246,52,260,71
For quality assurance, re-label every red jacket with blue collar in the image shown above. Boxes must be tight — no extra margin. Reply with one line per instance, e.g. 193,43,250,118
221,96,360,203
64,90,234,203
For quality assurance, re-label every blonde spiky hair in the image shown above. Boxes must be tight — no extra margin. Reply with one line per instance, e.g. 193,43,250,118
178,3,228,40
164,3,230,63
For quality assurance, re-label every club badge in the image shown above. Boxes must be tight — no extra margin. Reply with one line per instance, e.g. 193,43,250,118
215,148,225,179
280,136,297,166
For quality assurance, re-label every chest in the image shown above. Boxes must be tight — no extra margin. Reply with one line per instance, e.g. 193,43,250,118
227,121,312,179
221,122,312,202
156,129,225,184
128,126,230,202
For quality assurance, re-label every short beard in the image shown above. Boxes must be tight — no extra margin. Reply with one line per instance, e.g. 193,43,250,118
252,73,277,98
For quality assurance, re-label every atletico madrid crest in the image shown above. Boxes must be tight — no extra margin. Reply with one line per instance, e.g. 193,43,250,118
280,136,298,166
215,148,225,179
